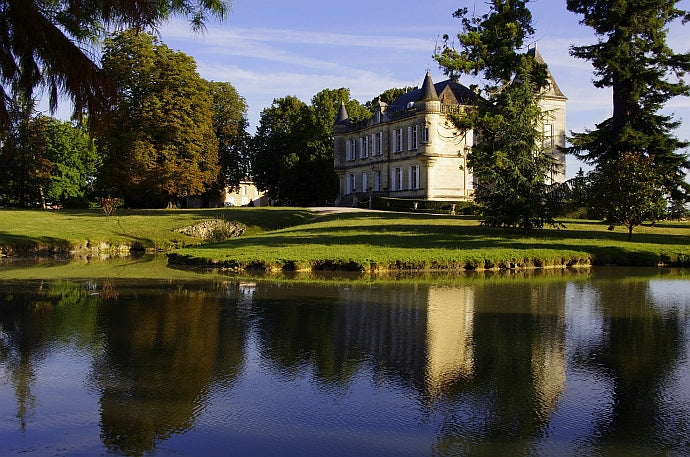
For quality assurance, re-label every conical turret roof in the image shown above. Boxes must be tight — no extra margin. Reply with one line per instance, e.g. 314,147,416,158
420,71,440,101
334,101,350,125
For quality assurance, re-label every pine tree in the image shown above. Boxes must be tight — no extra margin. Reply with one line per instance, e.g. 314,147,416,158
435,0,561,231
567,0,690,220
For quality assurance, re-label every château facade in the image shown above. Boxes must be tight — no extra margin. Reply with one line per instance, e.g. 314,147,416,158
333,48,567,206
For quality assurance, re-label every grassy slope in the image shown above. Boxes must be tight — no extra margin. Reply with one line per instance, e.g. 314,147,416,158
167,211,690,270
1,208,688,270
0,207,313,253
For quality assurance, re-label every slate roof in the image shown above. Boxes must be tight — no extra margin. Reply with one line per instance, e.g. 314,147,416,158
527,47,566,98
335,101,350,125
389,74,476,109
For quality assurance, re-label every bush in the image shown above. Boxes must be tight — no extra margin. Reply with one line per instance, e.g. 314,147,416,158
372,197,477,215
61,196,91,209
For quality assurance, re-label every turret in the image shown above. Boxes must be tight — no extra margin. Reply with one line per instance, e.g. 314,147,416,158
334,101,350,134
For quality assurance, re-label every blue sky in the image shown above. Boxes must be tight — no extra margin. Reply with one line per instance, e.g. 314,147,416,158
157,0,690,179
39,0,687,180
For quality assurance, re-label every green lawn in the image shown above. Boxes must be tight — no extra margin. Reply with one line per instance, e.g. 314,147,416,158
0,207,313,254
167,210,690,271
1,207,689,271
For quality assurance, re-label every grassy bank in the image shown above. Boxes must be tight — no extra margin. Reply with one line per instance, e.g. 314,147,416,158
0,207,313,255
1,208,689,271
167,211,690,271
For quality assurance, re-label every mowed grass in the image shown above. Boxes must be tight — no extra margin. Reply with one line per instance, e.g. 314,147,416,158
0,207,313,254
167,210,690,271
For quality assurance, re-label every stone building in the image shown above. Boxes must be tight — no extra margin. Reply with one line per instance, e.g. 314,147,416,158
333,48,566,206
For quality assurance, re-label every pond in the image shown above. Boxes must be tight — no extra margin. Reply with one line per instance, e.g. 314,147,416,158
1,260,689,456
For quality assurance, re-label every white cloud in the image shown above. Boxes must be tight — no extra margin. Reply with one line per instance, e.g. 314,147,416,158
162,20,433,53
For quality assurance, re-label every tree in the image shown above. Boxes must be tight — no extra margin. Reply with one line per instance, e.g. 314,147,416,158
43,118,101,207
593,151,667,239
567,0,690,222
250,96,339,205
434,0,561,231
0,97,52,207
365,86,416,109
0,96,100,208
0,0,229,131
311,88,370,131
97,31,218,208
207,80,250,194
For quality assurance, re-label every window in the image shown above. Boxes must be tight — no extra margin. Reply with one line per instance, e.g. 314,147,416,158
397,128,403,152
392,167,402,191
363,136,369,158
410,165,419,190
422,126,430,143
371,133,377,155
346,139,357,161
378,132,383,155
347,173,356,193
391,130,397,153
406,126,418,151
362,172,368,191
543,124,553,149
373,171,381,191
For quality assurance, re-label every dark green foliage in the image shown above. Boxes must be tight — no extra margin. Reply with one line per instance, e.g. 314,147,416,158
0,97,100,207
435,0,560,231
567,0,690,220
207,81,251,194
97,31,219,208
0,98,52,207
43,119,100,205
591,151,667,239
312,88,370,128
366,87,416,109
0,0,230,131
251,89,369,206
372,197,477,215
251,96,338,205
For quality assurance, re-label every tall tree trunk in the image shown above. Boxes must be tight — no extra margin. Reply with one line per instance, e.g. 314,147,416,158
39,185,46,209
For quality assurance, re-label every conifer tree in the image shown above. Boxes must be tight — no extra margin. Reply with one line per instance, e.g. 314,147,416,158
435,0,561,231
567,0,690,224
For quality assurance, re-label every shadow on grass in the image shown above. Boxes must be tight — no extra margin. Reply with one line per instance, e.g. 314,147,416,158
0,232,72,253
223,217,690,248
182,214,689,266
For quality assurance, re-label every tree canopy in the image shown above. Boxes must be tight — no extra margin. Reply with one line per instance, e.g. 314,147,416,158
250,95,340,205
0,0,230,130
0,97,99,207
207,80,251,194
96,30,218,208
567,0,690,231
435,0,561,231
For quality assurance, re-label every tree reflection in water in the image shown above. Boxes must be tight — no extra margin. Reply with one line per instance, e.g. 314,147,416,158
0,270,688,456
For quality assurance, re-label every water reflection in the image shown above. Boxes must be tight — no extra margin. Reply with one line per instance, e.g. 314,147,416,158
0,271,688,456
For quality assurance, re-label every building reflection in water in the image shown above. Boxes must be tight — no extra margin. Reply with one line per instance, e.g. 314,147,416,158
335,280,567,429
424,287,474,397
2,272,686,456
